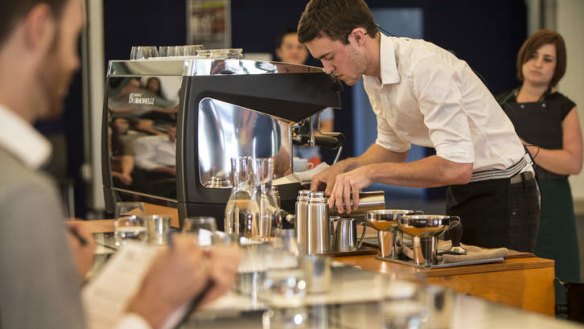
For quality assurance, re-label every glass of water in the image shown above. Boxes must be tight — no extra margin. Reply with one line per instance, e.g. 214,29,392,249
183,216,217,247
260,268,307,308
114,201,146,246
262,307,309,329
130,46,159,60
183,44,204,56
115,201,144,218
382,280,428,329
114,215,147,246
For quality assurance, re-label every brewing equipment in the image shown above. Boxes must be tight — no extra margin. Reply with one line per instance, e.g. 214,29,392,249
397,215,461,267
102,51,341,229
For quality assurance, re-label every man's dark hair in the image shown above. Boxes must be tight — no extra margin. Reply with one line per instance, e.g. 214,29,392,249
275,27,298,49
516,29,567,87
0,0,68,47
298,0,378,45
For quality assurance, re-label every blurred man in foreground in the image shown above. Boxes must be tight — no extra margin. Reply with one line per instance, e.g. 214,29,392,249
0,0,240,328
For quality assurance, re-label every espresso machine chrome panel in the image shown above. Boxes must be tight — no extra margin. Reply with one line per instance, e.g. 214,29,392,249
103,58,341,229
108,58,325,77
198,97,287,188
105,74,183,206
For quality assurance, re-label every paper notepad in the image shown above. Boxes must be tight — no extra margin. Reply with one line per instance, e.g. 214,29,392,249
82,242,188,329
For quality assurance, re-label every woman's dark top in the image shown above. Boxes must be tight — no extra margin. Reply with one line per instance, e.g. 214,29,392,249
497,89,576,179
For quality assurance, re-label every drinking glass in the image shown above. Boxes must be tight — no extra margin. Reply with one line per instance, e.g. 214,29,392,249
130,46,159,60
382,280,428,329
271,229,299,256
183,216,217,247
158,46,174,57
145,214,170,246
253,157,276,240
183,45,204,56
174,46,186,57
300,255,331,294
260,268,307,308
196,49,211,58
224,156,260,240
114,215,147,246
264,229,299,270
115,201,145,218
262,308,310,329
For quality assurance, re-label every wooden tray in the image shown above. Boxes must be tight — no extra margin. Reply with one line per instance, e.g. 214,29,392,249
320,245,379,257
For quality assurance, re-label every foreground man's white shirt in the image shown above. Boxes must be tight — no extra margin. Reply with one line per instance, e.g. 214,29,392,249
0,104,51,169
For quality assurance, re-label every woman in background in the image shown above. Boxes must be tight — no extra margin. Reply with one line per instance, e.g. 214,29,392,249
498,30,583,304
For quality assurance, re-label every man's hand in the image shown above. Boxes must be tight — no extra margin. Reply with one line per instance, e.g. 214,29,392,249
200,245,241,305
127,235,210,329
127,236,241,329
65,220,96,280
310,160,350,195
328,166,372,214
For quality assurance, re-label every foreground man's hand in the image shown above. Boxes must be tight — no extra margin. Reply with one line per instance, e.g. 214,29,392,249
201,245,242,305
126,236,218,329
66,220,96,280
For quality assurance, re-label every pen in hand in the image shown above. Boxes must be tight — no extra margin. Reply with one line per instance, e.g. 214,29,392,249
68,226,88,246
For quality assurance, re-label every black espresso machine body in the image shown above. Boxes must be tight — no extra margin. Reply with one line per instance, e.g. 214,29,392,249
102,58,341,229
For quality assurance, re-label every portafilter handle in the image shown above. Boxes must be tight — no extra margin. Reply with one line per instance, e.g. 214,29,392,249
292,132,345,150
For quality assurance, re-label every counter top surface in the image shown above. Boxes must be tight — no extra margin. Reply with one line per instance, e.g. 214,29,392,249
84,204,563,324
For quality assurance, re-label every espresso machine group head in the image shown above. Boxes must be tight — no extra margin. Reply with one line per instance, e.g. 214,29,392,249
102,54,341,229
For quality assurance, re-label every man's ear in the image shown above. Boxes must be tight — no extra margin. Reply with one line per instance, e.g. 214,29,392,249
23,4,56,52
349,27,368,45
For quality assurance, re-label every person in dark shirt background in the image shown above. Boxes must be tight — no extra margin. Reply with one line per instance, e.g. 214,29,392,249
498,29,583,304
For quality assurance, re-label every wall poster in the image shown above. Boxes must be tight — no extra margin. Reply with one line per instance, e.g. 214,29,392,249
187,0,231,49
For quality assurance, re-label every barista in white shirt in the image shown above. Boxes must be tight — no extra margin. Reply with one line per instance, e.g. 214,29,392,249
299,0,540,252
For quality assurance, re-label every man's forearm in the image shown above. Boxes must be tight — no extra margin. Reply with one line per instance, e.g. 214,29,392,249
366,155,472,188
349,144,407,170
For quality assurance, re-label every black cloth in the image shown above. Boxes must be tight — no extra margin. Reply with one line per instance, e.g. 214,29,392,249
446,173,540,252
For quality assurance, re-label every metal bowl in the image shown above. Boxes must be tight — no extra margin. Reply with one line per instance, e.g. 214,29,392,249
366,209,417,231
397,215,457,238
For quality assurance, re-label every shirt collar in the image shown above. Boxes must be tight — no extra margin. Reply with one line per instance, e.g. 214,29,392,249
378,34,400,85
0,104,51,169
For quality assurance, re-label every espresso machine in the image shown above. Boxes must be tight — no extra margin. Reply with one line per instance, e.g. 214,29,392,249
102,51,341,230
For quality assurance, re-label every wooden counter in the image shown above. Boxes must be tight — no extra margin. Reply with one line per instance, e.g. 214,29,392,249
81,203,181,233
81,203,555,316
337,253,555,316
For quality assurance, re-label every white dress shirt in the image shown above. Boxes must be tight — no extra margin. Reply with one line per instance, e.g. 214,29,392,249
0,104,152,329
134,135,176,170
363,34,525,175
0,104,51,169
